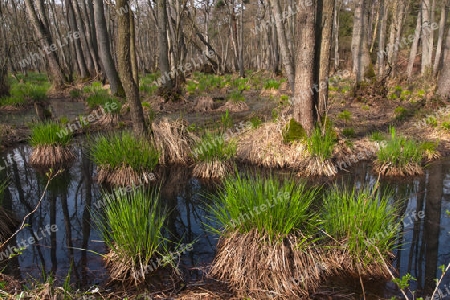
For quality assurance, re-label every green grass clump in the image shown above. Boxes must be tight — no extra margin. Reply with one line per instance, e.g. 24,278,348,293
82,81,103,94
69,89,82,99
425,116,438,127
220,109,233,130
94,187,171,283
342,127,355,138
264,79,281,90
323,186,399,267
306,124,337,160
90,131,159,172
376,127,422,167
338,110,352,123
0,80,50,106
209,174,321,243
250,116,262,129
227,90,245,102
370,131,385,142
30,122,72,147
192,133,236,162
442,122,450,130
394,106,408,120
86,91,122,112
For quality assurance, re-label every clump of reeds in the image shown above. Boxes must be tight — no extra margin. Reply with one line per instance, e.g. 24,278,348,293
192,133,236,180
322,185,399,279
29,122,75,167
94,187,174,285
374,126,424,176
90,131,159,186
151,118,195,165
299,123,338,177
209,174,326,297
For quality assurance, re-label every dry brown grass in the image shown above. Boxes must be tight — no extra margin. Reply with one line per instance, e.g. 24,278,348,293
210,229,330,299
97,166,156,187
29,145,75,167
373,161,424,176
151,118,196,165
216,101,249,112
237,119,308,169
96,106,119,127
192,160,234,180
324,244,393,280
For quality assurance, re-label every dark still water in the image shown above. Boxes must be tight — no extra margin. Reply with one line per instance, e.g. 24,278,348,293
1,144,450,299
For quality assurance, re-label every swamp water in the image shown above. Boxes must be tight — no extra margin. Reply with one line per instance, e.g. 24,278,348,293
0,143,449,299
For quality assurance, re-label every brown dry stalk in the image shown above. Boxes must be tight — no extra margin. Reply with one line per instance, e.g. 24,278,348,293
373,161,424,176
192,160,234,180
151,118,196,165
97,166,155,187
29,145,75,167
210,229,329,298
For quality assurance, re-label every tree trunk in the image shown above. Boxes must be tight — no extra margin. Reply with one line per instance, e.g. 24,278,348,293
270,0,295,92
238,0,245,78
333,0,340,71
24,0,66,89
93,0,124,96
376,0,387,76
407,9,422,79
130,12,139,84
318,0,335,117
433,2,447,77
421,0,433,75
351,0,371,84
437,21,450,98
116,0,147,136
157,0,172,89
293,1,317,134
65,0,89,79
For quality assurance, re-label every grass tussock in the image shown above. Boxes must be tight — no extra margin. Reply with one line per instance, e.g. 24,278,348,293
192,133,236,180
209,175,326,296
90,131,159,186
0,73,50,107
237,118,308,169
151,118,195,165
94,187,172,285
322,185,399,279
29,122,75,167
374,127,424,176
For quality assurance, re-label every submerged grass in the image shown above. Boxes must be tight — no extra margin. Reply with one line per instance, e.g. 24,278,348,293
209,174,321,243
90,131,159,173
30,122,72,147
94,187,170,284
